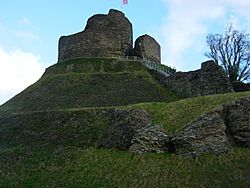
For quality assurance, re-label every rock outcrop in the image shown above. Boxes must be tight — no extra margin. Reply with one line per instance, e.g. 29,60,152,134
98,96,250,157
172,112,230,157
172,96,250,157
159,60,234,97
223,96,250,147
98,108,150,150
58,9,133,62
134,34,161,63
129,125,170,154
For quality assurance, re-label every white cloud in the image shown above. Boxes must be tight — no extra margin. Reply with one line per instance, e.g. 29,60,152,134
160,0,250,71
18,17,32,26
15,17,39,41
15,30,40,41
0,47,45,105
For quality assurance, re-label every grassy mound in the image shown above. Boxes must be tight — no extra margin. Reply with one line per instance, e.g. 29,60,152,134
0,58,177,112
0,92,250,187
1,91,249,149
1,57,249,187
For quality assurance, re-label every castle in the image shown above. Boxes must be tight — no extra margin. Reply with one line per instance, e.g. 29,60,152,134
57,9,234,97
58,9,161,63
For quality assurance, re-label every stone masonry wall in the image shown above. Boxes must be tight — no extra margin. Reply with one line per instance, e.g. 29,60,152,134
153,60,234,97
134,34,161,63
58,9,133,62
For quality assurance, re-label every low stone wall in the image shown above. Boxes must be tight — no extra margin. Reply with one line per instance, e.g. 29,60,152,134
162,60,234,97
232,81,250,92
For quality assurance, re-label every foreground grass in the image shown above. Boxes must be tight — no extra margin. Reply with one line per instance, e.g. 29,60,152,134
0,146,249,188
1,91,250,187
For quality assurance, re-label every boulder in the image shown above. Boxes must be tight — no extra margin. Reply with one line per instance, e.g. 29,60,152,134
172,112,231,157
98,108,150,150
129,125,170,154
99,96,250,156
224,96,250,147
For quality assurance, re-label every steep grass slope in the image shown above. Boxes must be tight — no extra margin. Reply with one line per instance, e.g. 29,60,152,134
0,58,177,112
1,92,250,187
135,91,250,134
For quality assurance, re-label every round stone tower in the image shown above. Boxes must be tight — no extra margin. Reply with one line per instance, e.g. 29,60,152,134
58,9,133,62
134,34,161,63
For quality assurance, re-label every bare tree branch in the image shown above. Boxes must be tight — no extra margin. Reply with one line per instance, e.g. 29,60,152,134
205,26,250,83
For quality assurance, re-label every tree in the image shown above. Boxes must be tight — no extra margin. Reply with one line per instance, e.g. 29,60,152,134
205,26,250,83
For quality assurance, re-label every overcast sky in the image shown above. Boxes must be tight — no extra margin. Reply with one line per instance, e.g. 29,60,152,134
1,0,250,104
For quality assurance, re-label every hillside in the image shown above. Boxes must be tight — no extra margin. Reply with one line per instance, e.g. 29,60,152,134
1,91,250,187
2,7,249,187
0,58,177,112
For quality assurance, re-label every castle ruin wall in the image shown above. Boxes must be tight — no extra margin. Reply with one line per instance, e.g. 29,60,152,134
153,60,234,97
58,9,133,62
134,34,161,63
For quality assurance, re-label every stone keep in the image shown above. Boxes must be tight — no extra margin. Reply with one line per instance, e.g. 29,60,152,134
135,34,161,63
58,9,133,62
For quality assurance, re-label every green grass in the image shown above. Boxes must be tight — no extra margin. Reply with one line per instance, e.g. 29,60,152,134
0,146,249,188
0,109,110,149
0,57,250,187
0,58,177,112
0,92,250,187
134,91,250,134
1,91,249,150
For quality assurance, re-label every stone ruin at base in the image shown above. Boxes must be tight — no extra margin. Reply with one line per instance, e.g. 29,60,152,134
58,9,161,63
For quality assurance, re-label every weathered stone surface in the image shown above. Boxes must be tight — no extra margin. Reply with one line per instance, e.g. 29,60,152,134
58,9,163,65
232,81,250,92
134,34,161,63
98,96,250,156
172,112,231,157
98,108,150,150
58,9,133,62
224,96,250,147
129,125,170,154
162,60,234,97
